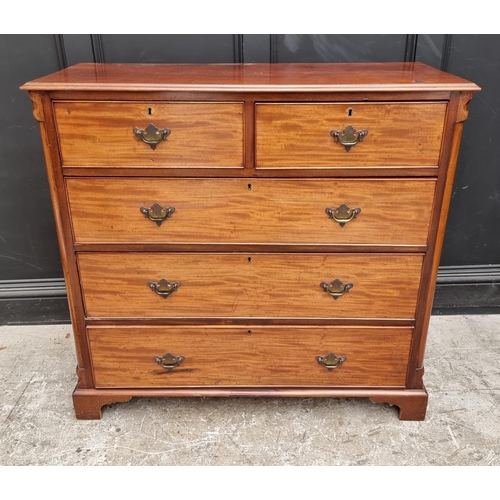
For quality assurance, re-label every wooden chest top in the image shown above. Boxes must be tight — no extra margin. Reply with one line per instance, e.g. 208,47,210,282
21,62,480,93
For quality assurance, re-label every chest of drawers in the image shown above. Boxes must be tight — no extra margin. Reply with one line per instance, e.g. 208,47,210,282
22,63,479,420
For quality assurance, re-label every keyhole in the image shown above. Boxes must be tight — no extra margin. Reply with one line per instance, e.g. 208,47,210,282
148,107,152,115
347,108,353,117
247,330,252,336
248,257,252,263
248,183,252,191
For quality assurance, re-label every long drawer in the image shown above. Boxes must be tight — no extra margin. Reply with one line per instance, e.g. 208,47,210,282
78,253,424,319
67,178,436,246
255,102,447,168
88,325,413,388
54,101,244,167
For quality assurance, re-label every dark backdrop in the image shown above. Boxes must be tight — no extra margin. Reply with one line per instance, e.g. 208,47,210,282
1,34,499,323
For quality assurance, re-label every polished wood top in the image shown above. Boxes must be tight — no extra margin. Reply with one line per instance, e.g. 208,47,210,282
21,62,480,92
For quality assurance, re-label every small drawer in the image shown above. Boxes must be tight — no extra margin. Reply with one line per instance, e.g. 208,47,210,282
255,102,447,168
67,178,436,246
54,101,244,167
88,325,413,388
78,253,424,319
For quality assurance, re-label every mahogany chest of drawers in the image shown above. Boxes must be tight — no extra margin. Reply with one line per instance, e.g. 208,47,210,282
22,63,479,420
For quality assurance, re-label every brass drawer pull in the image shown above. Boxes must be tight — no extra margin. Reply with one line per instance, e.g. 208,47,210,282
325,203,361,227
330,125,368,152
140,202,175,226
320,279,353,300
148,278,180,299
154,352,185,371
316,352,346,370
133,123,171,150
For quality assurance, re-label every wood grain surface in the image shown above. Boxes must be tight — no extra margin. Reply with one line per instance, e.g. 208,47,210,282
255,102,446,167
78,253,424,319
66,178,436,246
21,62,480,93
88,325,413,387
54,101,244,167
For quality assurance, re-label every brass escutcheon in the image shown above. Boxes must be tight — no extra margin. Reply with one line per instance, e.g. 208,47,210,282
148,279,180,299
325,203,361,227
133,123,171,150
330,125,368,152
154,352,185,371
140,203,175,226
320,279,353,300
316,352,347,371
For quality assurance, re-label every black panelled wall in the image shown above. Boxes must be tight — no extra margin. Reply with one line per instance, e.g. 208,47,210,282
1,34,499,323
0,35,70,323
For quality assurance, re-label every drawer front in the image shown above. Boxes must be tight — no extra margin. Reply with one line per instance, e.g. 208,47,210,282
67,178,436,246
78,253,423,319
54,101,244,167
255,102,447,168
88,325,413,388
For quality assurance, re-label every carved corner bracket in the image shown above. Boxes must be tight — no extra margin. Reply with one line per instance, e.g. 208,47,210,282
456,91,474,123
75,365,91,388
29,91,45,122
414,365,425,388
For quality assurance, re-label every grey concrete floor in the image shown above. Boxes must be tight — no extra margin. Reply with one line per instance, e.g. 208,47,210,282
0,315,499,466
